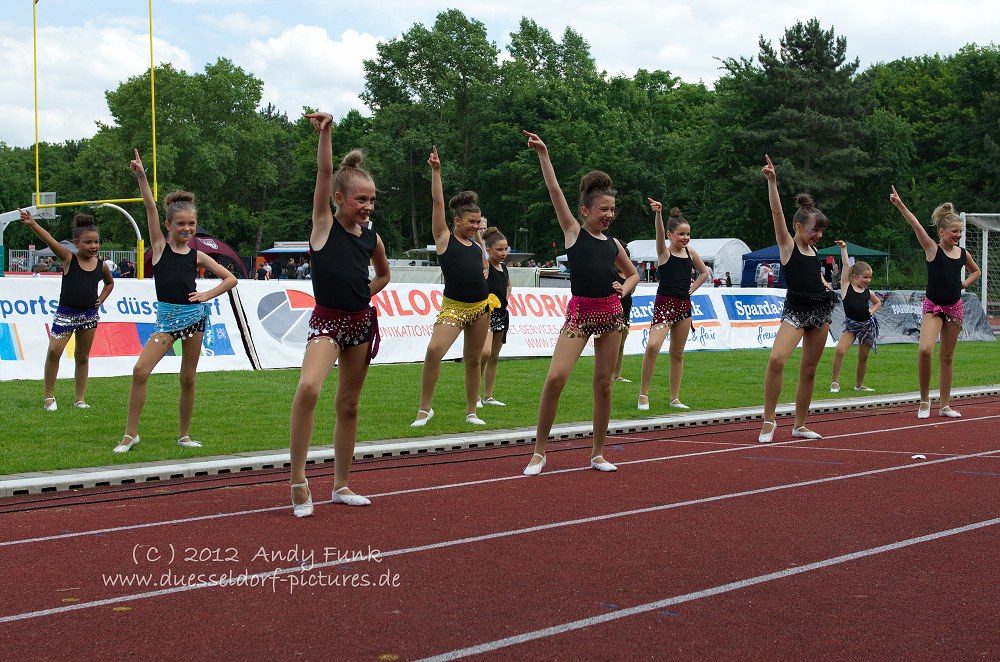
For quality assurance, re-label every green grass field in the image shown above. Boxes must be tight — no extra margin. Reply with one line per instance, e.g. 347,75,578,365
2,341,997,474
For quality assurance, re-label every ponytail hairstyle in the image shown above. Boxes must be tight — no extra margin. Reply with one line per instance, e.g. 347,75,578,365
164,190,197,222
849,260,873,281
792,193,828,231
667,207,689,234
332,149,375,206
71,214,99,240
579,170,616,209
931,202,961,232
449,190,480,220
481,226,506,248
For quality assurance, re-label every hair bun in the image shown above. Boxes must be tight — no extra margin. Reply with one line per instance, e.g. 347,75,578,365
796,193,815,209
341,149,364,169
164,190,195,206
449,190,479,211
580,170,613,196
669,207,682,218
72,214,96,229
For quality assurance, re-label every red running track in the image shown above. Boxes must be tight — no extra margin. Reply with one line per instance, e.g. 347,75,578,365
1,397,999,660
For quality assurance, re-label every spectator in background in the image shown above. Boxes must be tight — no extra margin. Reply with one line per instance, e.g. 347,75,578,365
284,257,298,280
270,257,282,280
104,254,117,276
119,259,135,278
725,271,732,287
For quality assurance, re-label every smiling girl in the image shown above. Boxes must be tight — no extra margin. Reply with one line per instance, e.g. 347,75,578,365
521,130,638,475
890,187,981,418
114,150,237,453
19,210,114,410
758,155,833,443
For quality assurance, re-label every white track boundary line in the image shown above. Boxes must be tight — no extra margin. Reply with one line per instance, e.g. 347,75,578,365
2,416,999,548
1,446,997,624
414,516,1000,661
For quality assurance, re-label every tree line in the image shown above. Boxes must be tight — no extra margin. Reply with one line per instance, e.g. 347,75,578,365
1,14,997,285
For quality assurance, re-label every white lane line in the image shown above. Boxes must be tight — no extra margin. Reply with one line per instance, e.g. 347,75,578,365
2,416,998,548
1,446,998,624
414,516,1000,662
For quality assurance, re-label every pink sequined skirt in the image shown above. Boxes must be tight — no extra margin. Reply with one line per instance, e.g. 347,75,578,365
561,294,626,338
307,305,380,362
923,297,963,326
650,295,692,329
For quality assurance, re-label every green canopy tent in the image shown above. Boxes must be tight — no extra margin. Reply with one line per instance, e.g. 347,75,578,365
818,241,890,287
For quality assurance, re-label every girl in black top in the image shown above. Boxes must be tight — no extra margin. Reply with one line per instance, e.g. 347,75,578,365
759,155,832,443
830,240,882,394
19,210,114,410
411,146,491,428
522,130,638,476
890,187,981,418
637,201,710,412
287,112,391,516
479,226,512,408
116,150,237,453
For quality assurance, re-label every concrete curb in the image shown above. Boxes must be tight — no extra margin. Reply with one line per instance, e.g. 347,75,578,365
2,386,997,497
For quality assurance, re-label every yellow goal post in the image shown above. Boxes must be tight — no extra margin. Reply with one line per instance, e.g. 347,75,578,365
32,0,159,208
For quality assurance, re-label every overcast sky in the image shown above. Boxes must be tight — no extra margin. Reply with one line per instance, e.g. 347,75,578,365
1,0,996,148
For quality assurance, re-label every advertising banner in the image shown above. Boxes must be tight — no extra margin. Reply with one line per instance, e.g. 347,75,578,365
0,277,252,380
830,290,996,344
235,281,596,369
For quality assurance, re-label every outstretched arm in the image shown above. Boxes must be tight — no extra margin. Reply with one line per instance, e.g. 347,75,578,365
523,130,580,245
18,209,72,263
428,146,451,252
649,198,668,263
889,185,937,259
762,154,793,257
305,112,335,238
131,149,164,250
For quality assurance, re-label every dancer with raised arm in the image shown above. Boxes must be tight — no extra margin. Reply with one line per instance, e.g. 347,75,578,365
287,112,391,516
521,130,638,475
889,186,981,418
410,147,491,427
114,150,237,453
637,200,709,411
19,209,114,410
758,155,833,443
829,240,881,394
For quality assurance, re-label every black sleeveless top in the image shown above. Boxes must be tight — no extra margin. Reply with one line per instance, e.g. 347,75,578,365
59,255,104,310
656,248,692,299
487,263,510,310
843,285,871,322
783,243,825,310
567,230,618,298
926,246,965,306
310,220,377,311
154,244,197,305
439,234,489,303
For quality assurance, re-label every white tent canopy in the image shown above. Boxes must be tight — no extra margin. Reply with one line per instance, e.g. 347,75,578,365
559,238,751,284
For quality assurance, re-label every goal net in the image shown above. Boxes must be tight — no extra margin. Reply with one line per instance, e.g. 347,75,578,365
962,212,1000,318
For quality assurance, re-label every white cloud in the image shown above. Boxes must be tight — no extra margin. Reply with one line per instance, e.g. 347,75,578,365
0,21,192,146
198,12,278,37
233,26,381,118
